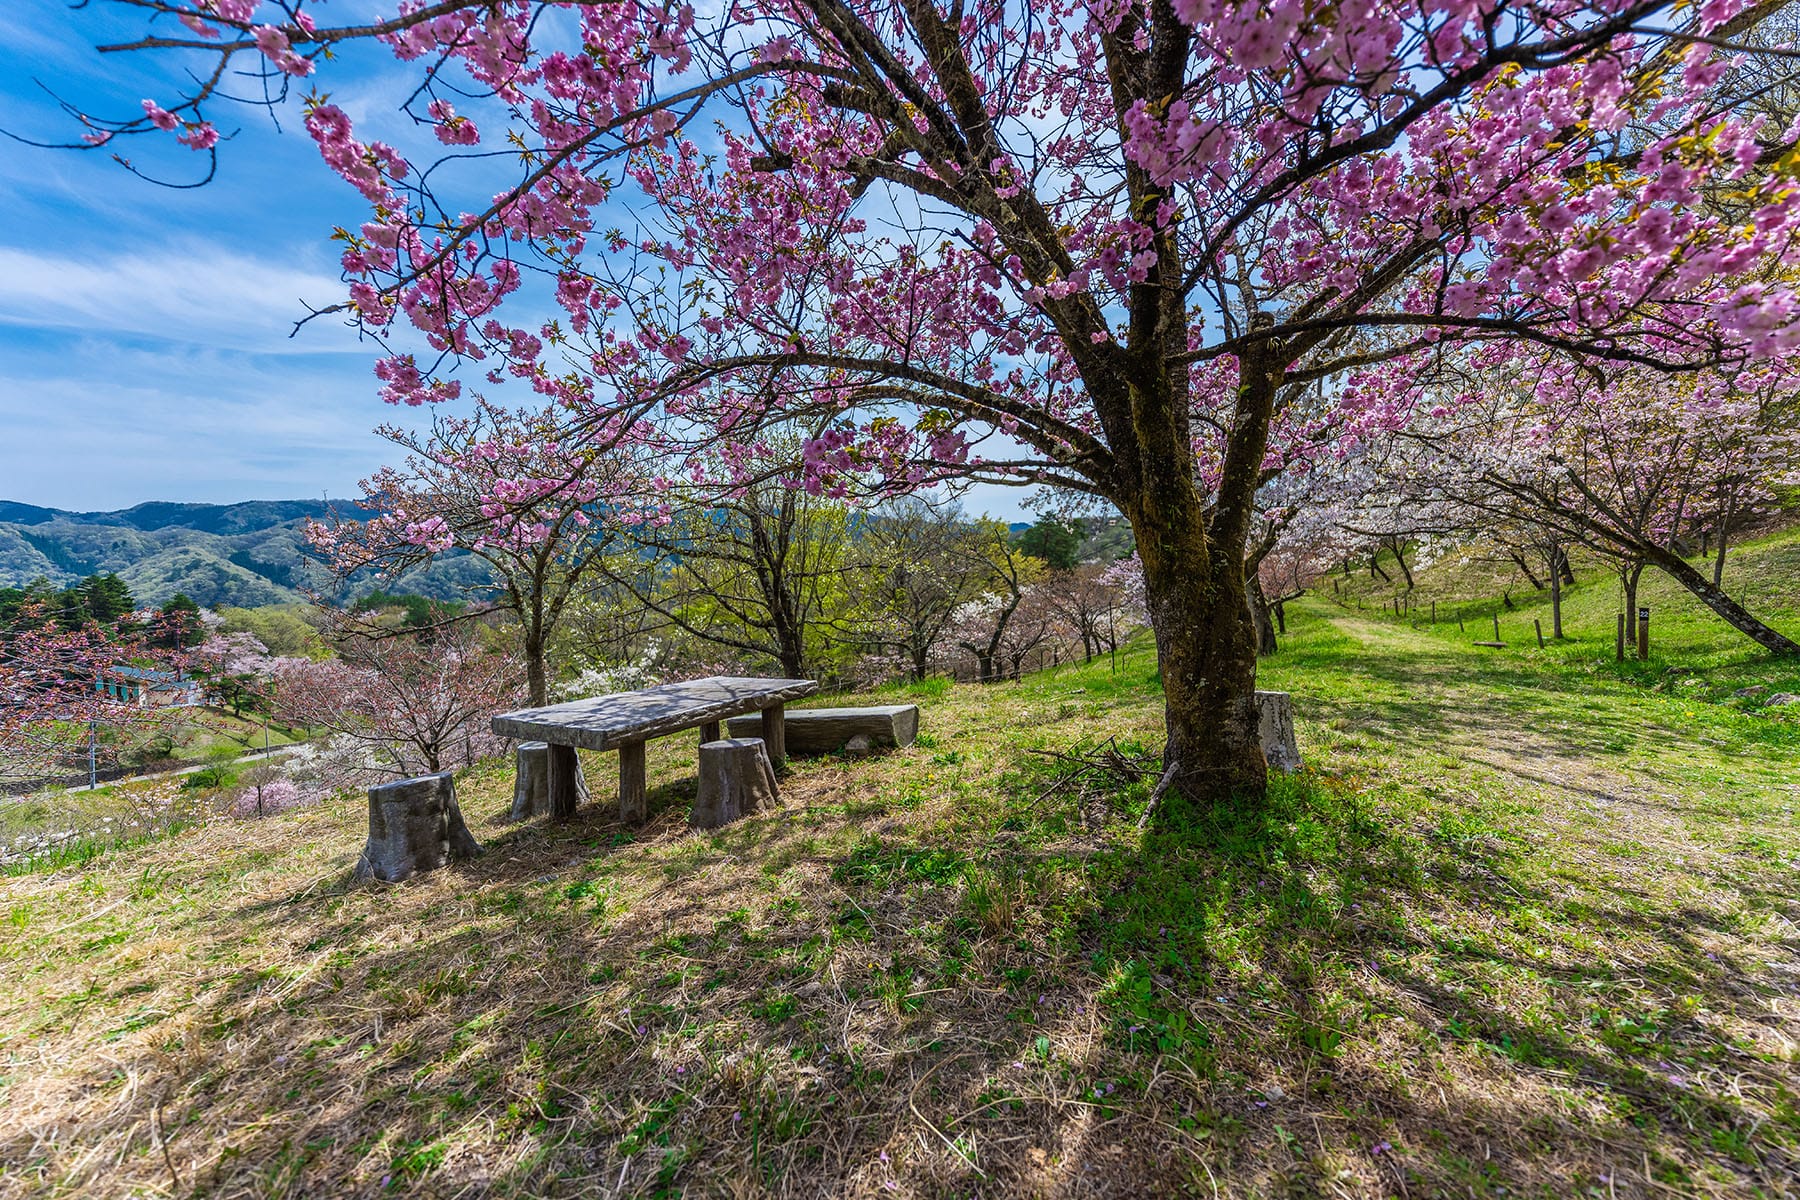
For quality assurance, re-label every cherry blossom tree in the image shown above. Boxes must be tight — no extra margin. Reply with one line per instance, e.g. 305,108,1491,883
1,604,191,789
948,521,1048,682
56,0,1800,805
851,502,999,681
274,617,523,776
1403,358,1800,652
312,399,639,705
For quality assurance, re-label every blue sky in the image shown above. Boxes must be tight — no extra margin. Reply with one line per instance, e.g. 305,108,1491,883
0,4,1035,519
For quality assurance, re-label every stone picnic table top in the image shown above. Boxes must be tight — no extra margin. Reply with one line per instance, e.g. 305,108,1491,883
490,676,818,823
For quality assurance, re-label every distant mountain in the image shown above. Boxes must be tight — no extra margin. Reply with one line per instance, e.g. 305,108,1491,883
0,499,490,609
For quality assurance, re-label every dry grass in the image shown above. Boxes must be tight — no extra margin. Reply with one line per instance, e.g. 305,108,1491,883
3,593,1799,1199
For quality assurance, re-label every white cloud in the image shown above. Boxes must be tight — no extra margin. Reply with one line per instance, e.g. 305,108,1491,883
0,242,361,353
0,331,400,508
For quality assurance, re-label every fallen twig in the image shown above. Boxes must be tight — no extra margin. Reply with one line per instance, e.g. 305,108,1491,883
1136,758,1182,831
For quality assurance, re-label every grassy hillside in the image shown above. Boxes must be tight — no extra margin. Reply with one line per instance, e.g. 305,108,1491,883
3,535,1797,1197
1330,524,1800,695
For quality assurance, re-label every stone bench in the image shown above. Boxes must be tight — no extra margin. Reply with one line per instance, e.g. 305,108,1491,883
492,676,818,822
726,704,919,755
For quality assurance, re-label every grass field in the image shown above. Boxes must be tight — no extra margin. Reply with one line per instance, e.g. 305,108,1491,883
1,536,1797,1198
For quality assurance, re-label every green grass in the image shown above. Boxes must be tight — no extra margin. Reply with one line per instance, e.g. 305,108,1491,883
2,535,1798,1197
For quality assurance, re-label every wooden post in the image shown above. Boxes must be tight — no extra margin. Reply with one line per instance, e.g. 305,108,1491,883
1430,601,1436,624
699,721,721,744
1637,606,1650,661
548,744,583,822
1492,613,1501,643
1534,619,1544,649
1616,612,1626,662
760,702,787,769
1457,614,1464,632
617,740,647,823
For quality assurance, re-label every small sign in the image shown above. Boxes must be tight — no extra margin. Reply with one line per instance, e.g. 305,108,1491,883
1638,607,1650,621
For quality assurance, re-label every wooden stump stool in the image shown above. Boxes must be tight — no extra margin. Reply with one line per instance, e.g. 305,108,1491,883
511,741,588,820
355,772,482,883
691,737,781,829
1255,690,1303,773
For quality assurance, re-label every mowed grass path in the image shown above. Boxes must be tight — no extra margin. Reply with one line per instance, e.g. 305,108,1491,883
2,596,1797,1198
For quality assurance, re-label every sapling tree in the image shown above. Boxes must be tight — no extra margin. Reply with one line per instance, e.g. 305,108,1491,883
600,429,859,680
852,502,997,681
54,0,1800,806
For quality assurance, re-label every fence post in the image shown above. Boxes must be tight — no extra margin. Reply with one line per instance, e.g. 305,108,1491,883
1534,619,1544,649
1616,612,1625,662
1492,614,1502,643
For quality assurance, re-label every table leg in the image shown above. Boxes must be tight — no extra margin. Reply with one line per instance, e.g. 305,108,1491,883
699,720,721,745
547,744,582,823
760,702,786,770
618,740,647,823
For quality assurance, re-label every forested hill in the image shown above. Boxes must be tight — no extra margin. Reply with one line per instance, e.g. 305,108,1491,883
0,500,488,608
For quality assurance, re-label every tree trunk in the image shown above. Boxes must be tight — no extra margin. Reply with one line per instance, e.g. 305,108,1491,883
1549,567,1564,640
1711,499,1734,589
1643,544,1799,655
524,629,549,707
1556,546,1576,586
1621,561,1643,645
1388,537,1416,591
1368,553,1390,582
1246,571,1278,657
1123,347,1273,810
1510,552,1545,591
1273,600,1287,635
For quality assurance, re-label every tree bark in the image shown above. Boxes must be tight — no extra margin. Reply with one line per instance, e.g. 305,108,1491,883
1711,497,1735,589
1549,564,1564,640
1388,536,1416,591
1123,345,1276,810
1246,571,1279,657
1510,552,1545,591
524,629,548,707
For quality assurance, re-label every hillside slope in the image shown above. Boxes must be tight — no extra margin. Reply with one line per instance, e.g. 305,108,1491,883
3,583,1796,1197
0,499,493,608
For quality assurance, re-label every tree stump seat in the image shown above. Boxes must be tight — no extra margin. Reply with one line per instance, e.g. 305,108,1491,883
725,704,920,755
510,740,588,820
691,737,781,829
354,772,482,883
1254,690,1303,773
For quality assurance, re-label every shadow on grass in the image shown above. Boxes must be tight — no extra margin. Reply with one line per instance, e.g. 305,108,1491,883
25,731,1797,1198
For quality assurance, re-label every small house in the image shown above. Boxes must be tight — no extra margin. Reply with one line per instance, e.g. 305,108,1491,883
97,666,200,709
